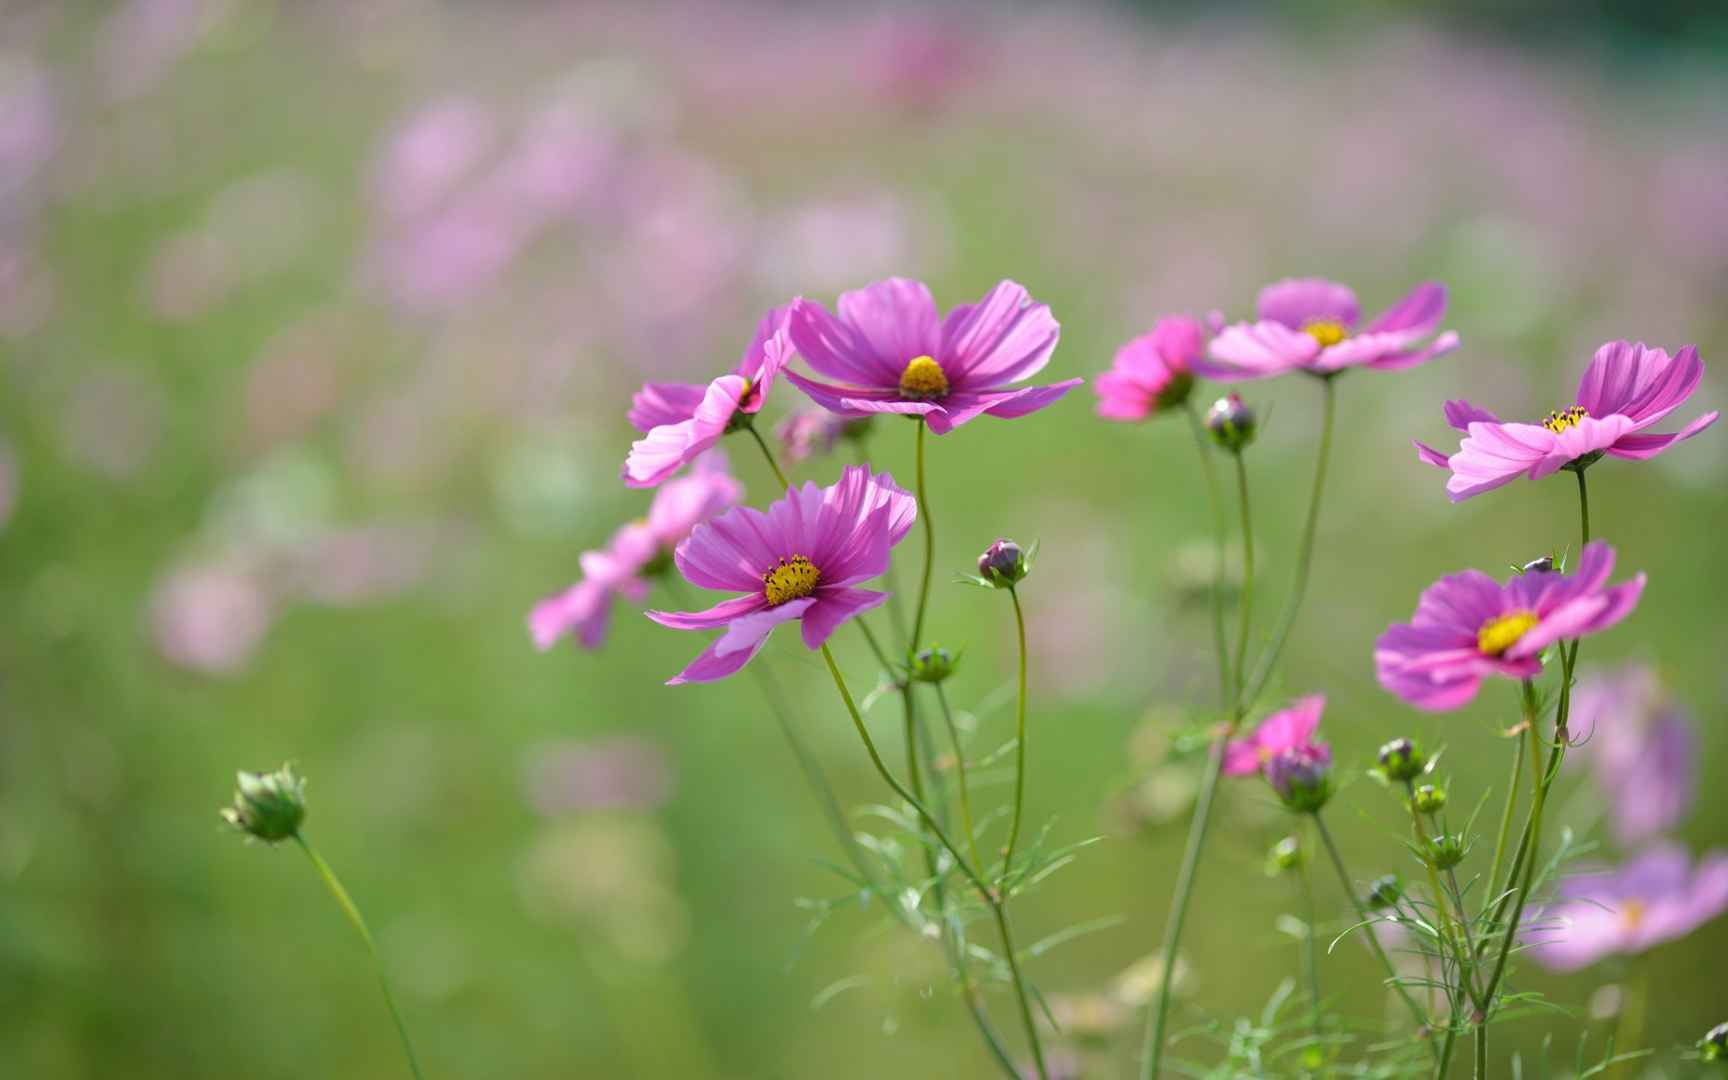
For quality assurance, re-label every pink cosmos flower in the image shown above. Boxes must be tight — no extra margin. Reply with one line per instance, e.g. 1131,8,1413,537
649,465,915,684
1095,315,1205,421
1196,278,1458,381
623,305,795,488
1527,844,1728,972
783,278,1080,435
1375,542,1644,712
1414,341,1717,501
532,452,742,650
1570,666,1696,845
1223,694,1328,776
775,408,867,463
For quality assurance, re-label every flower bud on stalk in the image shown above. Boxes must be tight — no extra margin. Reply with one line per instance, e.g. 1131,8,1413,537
1701,1021,1728,1062
221,764,306,843
977,538,1030,588
1413,784,1447,814
1266,745,1332,814
1270,835,1302,872
1365,874,1403,911
1376,737,1426,782
1203,393,1257,453
908,646,958,685
1427,833,1466,870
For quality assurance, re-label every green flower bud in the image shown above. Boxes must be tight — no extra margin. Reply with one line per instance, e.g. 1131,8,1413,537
1701,1021,1728,1062
1428,832,1466,870
1203,393,1257,453
1270,835,1302,872
1520,555,1555,575
1365,874,1402,911
908,646,958,685
1413,784,1447,814
1376,737,1426,782
221,763,306,844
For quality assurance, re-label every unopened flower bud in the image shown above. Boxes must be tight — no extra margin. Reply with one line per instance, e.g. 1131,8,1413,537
977,539,1029,588
221,763,306,843
1376,737,1426,782
1266,745,1332,814
1365,874,1402,911
908,646,958,685
1413,784,1447,814
1701,1021,1728,1061
1270,835,1302,872
1428,833,1466,870
1520,555,1555,575
1204,393,1257,453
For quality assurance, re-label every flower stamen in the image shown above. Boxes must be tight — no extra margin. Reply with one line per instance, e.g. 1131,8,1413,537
762,554,821,606
1541,405,1588,434
1302,319,1349,348
898,355,949,400
1477,610,1539,656
1619,899,1647,931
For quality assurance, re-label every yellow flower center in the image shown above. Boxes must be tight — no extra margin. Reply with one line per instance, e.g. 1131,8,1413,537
898,355,950,400
1302,319,1349,347
1619,899,1647,931
762,555,821,606
1477,611,1539,656
1541,405,1588,434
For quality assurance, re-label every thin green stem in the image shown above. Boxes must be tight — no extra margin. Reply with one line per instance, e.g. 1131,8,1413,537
1484,720,1527,918
909,418,936,654
850,439,910,646
1313,813,1436,1054
1184,399,1232,713
1231,450,1254,704
1575,467,1591,546
1477,716,1565,1020
1435,1022,1458,1079
1407,782,1482,1010
1139,734,1227,1078
819,645,1046,1078
1240,374,1337,712
1298,825,1322,1044
744,422,791,490
935,684,985,878
295,836,426,1080
1002,587,1030,880
1474,1025,1485,1079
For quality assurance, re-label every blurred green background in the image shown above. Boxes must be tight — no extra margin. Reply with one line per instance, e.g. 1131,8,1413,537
1,2,1725,1077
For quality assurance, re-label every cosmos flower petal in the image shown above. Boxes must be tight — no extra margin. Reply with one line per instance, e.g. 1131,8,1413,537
1414,439,1451,468
645,594,768,631
713,597,815,657
1195,320,1320,380
835,277,943,376
940,279,1061,388
622,375,745,489
1255,278,1359,329
627,381,708,433
924,381,1080,435
1443,399,1501,431
1362,281,1447,337
1607,410,1718,460
1363,330,1460,371
788,296,903,387
800,587,889,650
1576,341,1702,428
666,634,770,685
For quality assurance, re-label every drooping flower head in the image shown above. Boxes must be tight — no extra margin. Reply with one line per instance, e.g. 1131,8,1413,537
1095,316,1205,421
775,408,870,464
532,452,742,650
783,278,1080,434
1375,542,1644,712
623,304,795,488
1414,341,1717,502
1569,666,1696,845
1223,695,1332,812
1528,844,1728,972
649,465,915,684
1196,278,1458,381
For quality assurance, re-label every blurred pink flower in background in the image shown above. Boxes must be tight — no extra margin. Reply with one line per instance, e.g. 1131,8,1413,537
775,409,867,464
368,98,498,224
524,736,674,815
0,438,17,531
97,0,213,102
149,557,275,676
61,370,165,479
0,55,57,195
1095,315,1206,422
1570,666,1697,845
1223,695,1328,777
1198,278,1458,381
1529,844,1728,972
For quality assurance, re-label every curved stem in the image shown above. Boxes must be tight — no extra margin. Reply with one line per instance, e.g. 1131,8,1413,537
1313,813,1436,1054
296,836,426,1080
1240,374,1337,712
935,684,985,877
1001,587,1030,880
1184,400,1232,713
819,645,1046,1078
909,418,936,654
1230,450,1254,703
743,422,791,490
1139,734,1227,1078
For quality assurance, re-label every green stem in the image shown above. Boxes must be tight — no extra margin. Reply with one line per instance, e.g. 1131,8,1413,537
1575,467,1591,546
1484,721,1527,918
819,645,1047,1079
1435,1022,1457,1079
1231,450,1254,705
1001,587,1030,881
1406,783,1481,1011
1313,813,1436,1054
1298,824,1322,1044
909,418,936,654
1240,374,1336,713
296,836,426,1080
935,684,986,879
744,422,791,490
1139,733,1227,1078
1184,399,1232,714
1474,1025,1485,1079
1477,714,1565,1021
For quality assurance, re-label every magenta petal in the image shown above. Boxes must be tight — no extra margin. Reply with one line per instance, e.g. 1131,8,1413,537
645,593,767,631
1362,281,1447,336
713,597,813,657
1254,695,1325,753
666,635,765,685
1198,321,1318,380
677,505,783,591
800,587,889,649
1442,399,1501,432
1363,330,1460,372
1221,740,1262,777
834,278,941,381
781,368,891,418
922,380,1081,435
627,381,707,433
1414,439,1451,468
788,297,901,388
840,394,942,418
1445,422,1561,502
1255,278,1359,329
1607,410,1718,460
623,375,744,488
1576,341,1703,427
939,279,1061,389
